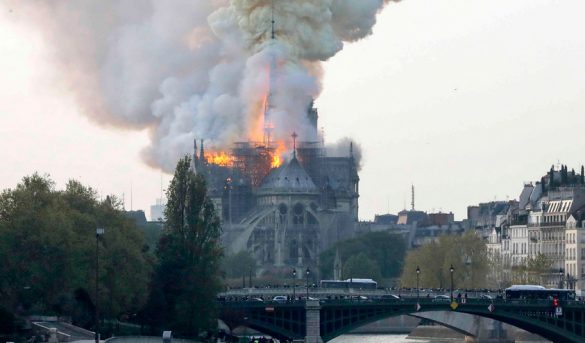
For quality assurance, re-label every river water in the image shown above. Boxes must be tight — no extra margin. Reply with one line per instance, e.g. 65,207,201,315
330,334,430,343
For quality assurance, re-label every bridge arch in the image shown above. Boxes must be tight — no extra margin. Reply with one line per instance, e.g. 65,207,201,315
219,300,585,343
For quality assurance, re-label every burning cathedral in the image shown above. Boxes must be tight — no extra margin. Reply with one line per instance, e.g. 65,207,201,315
20,1,396,278
183,2,384,279
193,106,359,278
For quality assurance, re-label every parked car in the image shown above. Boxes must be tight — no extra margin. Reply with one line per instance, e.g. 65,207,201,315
380,294,401,301
480,294,493,300
272,295,288,303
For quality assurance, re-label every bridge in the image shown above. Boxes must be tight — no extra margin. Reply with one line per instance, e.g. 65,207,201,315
218,297,585,343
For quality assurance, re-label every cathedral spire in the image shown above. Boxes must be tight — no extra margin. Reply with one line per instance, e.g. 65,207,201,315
271,0,275,40
263,0,277,147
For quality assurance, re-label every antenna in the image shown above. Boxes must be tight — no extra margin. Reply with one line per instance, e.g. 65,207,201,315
411,184,415,211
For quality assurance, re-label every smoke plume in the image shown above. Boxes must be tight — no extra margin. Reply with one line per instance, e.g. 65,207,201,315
4,0,397,172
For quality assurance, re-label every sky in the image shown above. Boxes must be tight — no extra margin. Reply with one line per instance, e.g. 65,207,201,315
1,0,585,221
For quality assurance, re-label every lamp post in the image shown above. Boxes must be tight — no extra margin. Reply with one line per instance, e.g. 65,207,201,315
306,267,310,299
566,273,571,290
95,227,104,343
559,268,564,289
292,269,296,300
450,264,454,302
416,266,420,302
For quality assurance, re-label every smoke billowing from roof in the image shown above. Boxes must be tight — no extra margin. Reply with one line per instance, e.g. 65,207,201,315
326,137,363,170
5,0,397,172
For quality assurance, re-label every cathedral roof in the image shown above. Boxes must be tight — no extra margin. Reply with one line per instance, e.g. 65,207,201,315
259,157,318,194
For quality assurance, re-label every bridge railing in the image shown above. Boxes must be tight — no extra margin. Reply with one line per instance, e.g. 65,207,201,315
218,297,585,308
219,288,502,299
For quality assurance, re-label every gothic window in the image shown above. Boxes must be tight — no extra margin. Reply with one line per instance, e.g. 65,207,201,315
279,203,288,224
293,203,304,225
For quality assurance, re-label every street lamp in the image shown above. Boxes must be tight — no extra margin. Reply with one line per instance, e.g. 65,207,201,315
95,227,105,343
292,269,297,300
566,273,571,290
416,266,420,302
306,267,310,299
450,264,454,302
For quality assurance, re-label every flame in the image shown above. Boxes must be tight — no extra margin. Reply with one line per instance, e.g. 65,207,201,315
206,151,234,167
204,78,289,169
272,154,281,168
272,141,286,168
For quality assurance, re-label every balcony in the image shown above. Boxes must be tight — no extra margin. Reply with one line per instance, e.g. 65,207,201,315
527,222,566,228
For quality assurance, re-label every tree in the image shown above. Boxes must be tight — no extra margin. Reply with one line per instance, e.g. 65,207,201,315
525,254,552,284
400,232,488,289
319,231,406,282
145,156,222,337
342,253,382,282
0,174,151,328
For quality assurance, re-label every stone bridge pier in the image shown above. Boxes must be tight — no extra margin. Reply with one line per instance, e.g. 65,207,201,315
305,300,323,343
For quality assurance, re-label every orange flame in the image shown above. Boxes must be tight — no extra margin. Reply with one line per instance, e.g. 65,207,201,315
206,151,234,167
272,141,286,168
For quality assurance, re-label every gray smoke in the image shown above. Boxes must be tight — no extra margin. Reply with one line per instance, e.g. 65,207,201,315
4,0,397,172
326,137,363,170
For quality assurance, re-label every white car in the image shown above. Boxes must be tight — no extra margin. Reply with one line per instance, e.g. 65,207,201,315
432,295,451,302
272,295,288,303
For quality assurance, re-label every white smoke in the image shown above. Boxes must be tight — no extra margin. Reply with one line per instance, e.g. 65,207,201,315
4,0,397,172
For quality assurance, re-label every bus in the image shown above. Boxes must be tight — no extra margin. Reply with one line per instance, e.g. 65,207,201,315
505,285,576,301
320,279,378,290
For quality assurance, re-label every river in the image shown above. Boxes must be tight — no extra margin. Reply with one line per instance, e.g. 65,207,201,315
330,334,430,343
